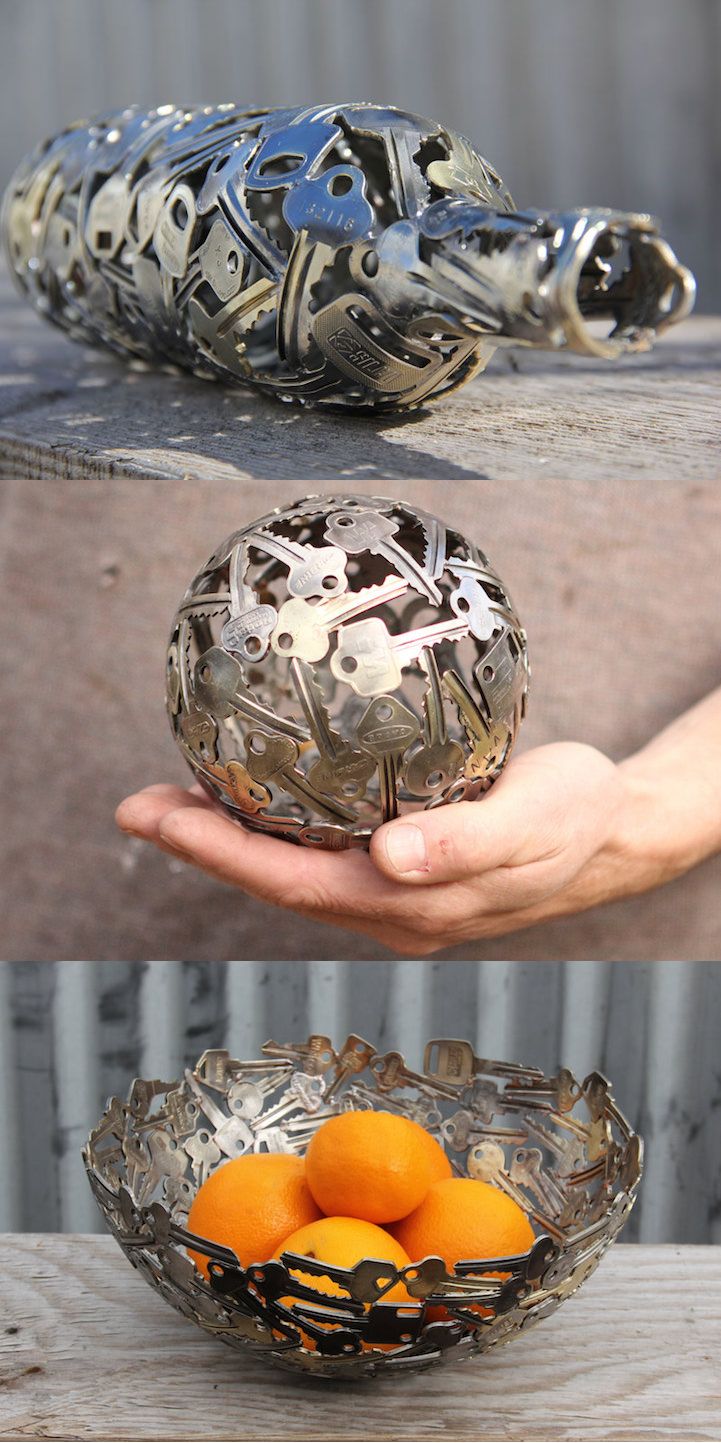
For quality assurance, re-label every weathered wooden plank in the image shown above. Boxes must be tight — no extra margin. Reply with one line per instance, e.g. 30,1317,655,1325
1,1237,719,1440
1,274,719,480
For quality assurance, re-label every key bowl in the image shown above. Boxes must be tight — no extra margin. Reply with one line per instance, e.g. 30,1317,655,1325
83,1035,642,1380
166,494,529,848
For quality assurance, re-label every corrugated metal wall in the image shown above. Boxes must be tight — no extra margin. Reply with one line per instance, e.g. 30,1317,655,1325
2,960,720,1243
0,0,719,308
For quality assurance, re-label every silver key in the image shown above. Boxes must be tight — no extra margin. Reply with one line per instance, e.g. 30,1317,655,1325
198,217,247,301
417,508,447,582
291,659,376,804
355,695,421,821
262,1035,336,1075
184,1070,253,1158
136,1131,187,1207
244,731,358,824
193,647,309,742
324,1035,377,1101
441,1111,527,1152
153,183,197,277
448,574,501,641
220,542,278,664
252,1072,327,1132
423,1038,545,1089
404,647,465,798
179,707,220,763
244,527,348,600
442,668,509,779
270,573,409,663
331,615,469,698
466,1141,534,1216
369,1050,460,1102
324,506,442,604
504,1069,581,1115
526,1117,587,1174
184,1126,222,1187
509,1147,566,1217
474,629,527,724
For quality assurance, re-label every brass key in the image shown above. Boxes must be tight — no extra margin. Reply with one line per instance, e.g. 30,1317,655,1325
355,695,421,822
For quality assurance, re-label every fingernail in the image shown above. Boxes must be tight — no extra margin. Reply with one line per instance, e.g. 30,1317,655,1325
384,824,429,874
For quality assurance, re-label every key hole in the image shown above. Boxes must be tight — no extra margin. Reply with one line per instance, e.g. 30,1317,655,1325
277,633,293,650
426,770,443,789
249,735,267,754
321,575,339,590
456,596,470,612
482,665,495,680
244,635,262,656
375,702,393,721
329,172,353,197
249,786,266,803
172,197,190,229
340,656,358,674
334,515,354,528
227,250,240,274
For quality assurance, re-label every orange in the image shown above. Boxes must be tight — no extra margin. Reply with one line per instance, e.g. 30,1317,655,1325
274,1215,412,1303
186,1154,321,1277
392,1176,534,1272
304,1110,439,1223
417,1126,453,1185
392,1178,535,1323
273,1215,414,1353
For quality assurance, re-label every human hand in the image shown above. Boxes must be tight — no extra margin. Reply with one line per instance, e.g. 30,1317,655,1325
116,741,654,954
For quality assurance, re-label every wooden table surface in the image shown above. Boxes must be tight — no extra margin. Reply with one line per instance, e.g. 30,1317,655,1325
0,271,719,481
1,1238,719,1442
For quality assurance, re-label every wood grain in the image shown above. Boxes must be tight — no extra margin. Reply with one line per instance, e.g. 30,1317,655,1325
1,1237,719,1441
0,274,719,481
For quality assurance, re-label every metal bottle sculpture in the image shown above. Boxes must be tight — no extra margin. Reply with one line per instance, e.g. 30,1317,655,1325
2,103,695,411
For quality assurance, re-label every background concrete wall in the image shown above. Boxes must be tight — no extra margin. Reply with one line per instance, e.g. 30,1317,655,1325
2,958,719,1243
0,0,719,308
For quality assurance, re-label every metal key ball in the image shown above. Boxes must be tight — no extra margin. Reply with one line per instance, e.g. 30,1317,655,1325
166,495,529,848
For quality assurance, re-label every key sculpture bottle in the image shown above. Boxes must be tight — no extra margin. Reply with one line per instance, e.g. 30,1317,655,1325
2,102,695,411
166,495,528,849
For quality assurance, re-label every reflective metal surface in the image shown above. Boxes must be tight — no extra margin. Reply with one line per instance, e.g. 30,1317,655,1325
84,1035,642,1379
2,103,695,411
167,495,528,846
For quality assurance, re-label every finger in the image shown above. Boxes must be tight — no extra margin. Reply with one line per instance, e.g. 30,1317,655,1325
115,785,213,841
369,743,615,886
155,805,401,916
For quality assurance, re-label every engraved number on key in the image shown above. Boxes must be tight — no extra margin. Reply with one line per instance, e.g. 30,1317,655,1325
355,696,420,822
245,528,348,600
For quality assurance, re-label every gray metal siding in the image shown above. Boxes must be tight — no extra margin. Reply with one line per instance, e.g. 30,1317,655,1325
0,0,719,308
2,960,719,1242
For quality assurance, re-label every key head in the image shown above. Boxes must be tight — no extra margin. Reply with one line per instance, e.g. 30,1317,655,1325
355,695,420,759
193,646,246,718
180,707,219,761
271,597,331,662
221,603,278,663
225,761,271,815
474,630,526,723
284,544,348,600
331,616,402,697
324,507,398,554
449,576,499,641
307,746,376,802
467,1140,506,1182
403,738,465,797
244,730,299,782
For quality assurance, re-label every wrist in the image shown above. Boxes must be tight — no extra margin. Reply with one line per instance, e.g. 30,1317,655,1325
611,750,712,895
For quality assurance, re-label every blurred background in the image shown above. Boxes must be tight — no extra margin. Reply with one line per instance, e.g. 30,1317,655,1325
1,0,719,308
2,959,719,1243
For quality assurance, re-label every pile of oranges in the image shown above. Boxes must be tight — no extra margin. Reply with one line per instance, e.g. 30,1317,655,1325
187,1109,535,1332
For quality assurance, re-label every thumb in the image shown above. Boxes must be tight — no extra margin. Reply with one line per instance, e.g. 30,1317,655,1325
369,744,612,885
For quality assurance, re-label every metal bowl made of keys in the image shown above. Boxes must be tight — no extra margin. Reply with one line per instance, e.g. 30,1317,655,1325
166,494,529,849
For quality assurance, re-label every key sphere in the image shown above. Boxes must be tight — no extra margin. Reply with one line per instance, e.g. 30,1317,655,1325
166,494,529,849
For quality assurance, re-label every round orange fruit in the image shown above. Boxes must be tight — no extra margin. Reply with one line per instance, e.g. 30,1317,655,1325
392,1177,535,1269
274,1215,412,1303
304,1110,439,1223
186,1153,321,1277
417,1126,453,1185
